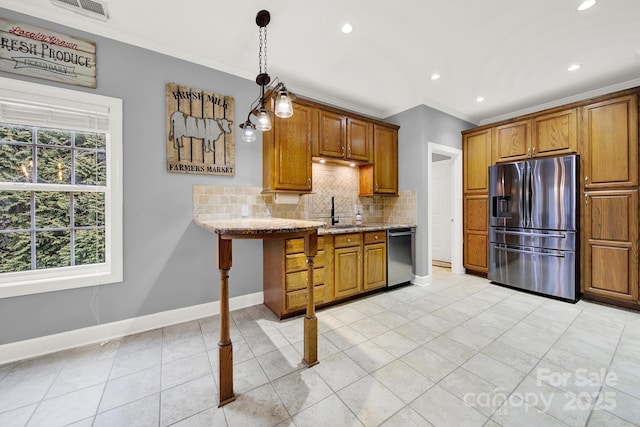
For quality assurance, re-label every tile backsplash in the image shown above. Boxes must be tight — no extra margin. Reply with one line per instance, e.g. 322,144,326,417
193,163,417,225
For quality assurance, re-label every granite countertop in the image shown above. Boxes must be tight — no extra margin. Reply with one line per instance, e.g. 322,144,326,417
318,223,416,235
193,216,325,235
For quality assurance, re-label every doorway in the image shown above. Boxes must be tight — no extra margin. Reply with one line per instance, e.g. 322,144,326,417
427,142,463,277
432,156,453,268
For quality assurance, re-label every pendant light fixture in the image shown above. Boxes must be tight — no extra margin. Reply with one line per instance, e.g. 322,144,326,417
239,10,294,142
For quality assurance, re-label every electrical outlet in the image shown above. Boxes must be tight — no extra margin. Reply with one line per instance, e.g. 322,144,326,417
241,205,249,217
355,205,363,214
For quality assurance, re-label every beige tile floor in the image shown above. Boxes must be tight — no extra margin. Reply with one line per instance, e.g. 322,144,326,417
1,267,640,426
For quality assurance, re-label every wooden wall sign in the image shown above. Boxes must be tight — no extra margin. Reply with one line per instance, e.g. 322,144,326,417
166,83,235,176
0,18,96,88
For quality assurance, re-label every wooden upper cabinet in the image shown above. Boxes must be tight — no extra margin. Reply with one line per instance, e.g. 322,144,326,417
316,111,373,163
372,125,398,195
493,109,577,163
493,120,531,163
262,102,315,192
580,95,638,189
318,110,346,158
533,108,577,157
346,117,372,162
463,128,492,193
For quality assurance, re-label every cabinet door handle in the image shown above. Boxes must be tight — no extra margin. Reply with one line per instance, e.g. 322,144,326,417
585,194,589,206
308,178,312,189
585,176,589,184
374,235,378,240
527,147,531,157
532,147,536,157
375,182,379,192
347,238,351,243
341,146,345,156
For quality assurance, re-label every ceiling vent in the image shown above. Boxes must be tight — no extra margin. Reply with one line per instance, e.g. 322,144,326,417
50,0,109,21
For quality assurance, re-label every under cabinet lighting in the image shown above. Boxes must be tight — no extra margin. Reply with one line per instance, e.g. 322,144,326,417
349,163,356,167
319,159,326,163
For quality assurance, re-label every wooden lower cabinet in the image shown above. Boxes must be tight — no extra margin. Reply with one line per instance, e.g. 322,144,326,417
263,230,389,318
263,236,327,318
463,195,489,273
334,245,362,298
364,231,387,291
582,190,638,302
333,233,363,299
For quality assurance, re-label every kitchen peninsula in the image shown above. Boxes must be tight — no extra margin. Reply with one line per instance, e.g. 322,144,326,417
193,217,324,406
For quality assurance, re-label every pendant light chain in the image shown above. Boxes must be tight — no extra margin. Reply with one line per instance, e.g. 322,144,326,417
259,26,268,75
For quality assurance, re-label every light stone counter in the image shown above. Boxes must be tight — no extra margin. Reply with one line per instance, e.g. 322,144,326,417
317,223,416,235
194,216,324,235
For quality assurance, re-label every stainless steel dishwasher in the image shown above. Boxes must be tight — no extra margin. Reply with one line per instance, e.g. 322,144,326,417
387,227,416,287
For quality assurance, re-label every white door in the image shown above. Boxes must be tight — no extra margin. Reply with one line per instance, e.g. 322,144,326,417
432,159,452,263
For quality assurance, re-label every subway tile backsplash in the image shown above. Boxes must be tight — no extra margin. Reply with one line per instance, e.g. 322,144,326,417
193,163,416,225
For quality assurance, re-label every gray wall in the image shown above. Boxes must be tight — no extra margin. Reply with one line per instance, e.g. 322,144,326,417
385,105,474,277
0,9,266,345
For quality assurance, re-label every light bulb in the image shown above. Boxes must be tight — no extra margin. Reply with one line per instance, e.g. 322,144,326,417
274,90,293,118
242,126,256,143
240,119,257,142
256,108,272,131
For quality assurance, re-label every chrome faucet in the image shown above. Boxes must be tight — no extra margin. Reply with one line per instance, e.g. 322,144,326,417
331,196,339,225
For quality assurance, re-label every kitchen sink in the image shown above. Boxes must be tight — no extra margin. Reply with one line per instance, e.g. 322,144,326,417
324,224,362,229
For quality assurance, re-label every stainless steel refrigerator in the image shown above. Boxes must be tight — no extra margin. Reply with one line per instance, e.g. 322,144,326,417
488,154,579,302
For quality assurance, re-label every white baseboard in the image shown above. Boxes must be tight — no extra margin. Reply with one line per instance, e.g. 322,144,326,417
0,291,264,365
412,274,431,286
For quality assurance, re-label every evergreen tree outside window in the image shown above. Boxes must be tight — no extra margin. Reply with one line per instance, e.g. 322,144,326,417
0,78,122,298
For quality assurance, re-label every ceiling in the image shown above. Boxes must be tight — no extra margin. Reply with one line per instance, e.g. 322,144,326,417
2,0,640,125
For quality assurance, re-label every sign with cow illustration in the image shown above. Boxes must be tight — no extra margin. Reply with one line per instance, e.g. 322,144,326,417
166,83,235,176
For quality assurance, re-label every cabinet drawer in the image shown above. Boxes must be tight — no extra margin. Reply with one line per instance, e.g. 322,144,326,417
364,231,386,244
286,251,324,272
285,268,325,292
286,285,326,312
285,236,325,254
334,233,362,248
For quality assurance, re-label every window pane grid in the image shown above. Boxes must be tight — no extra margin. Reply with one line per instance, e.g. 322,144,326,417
0,190,106,272
1,124,106,185
1,120,107,274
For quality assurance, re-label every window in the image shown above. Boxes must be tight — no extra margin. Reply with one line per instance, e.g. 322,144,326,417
0,77,122,298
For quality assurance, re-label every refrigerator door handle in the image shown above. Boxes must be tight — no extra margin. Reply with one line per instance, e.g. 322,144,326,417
528,165,534,228
494,230,566,239
494,245,566,258
521,164,528,228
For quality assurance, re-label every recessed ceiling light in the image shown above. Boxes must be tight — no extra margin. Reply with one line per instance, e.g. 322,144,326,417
568,63,581,71
476,96,485,103
577,0,596,11
341,23,353,34
430,73,441,80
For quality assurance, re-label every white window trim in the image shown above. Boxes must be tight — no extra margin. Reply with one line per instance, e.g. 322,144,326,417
0,77,123,298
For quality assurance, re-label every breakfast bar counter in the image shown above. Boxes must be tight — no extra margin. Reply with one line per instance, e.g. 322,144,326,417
193,216,324,406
